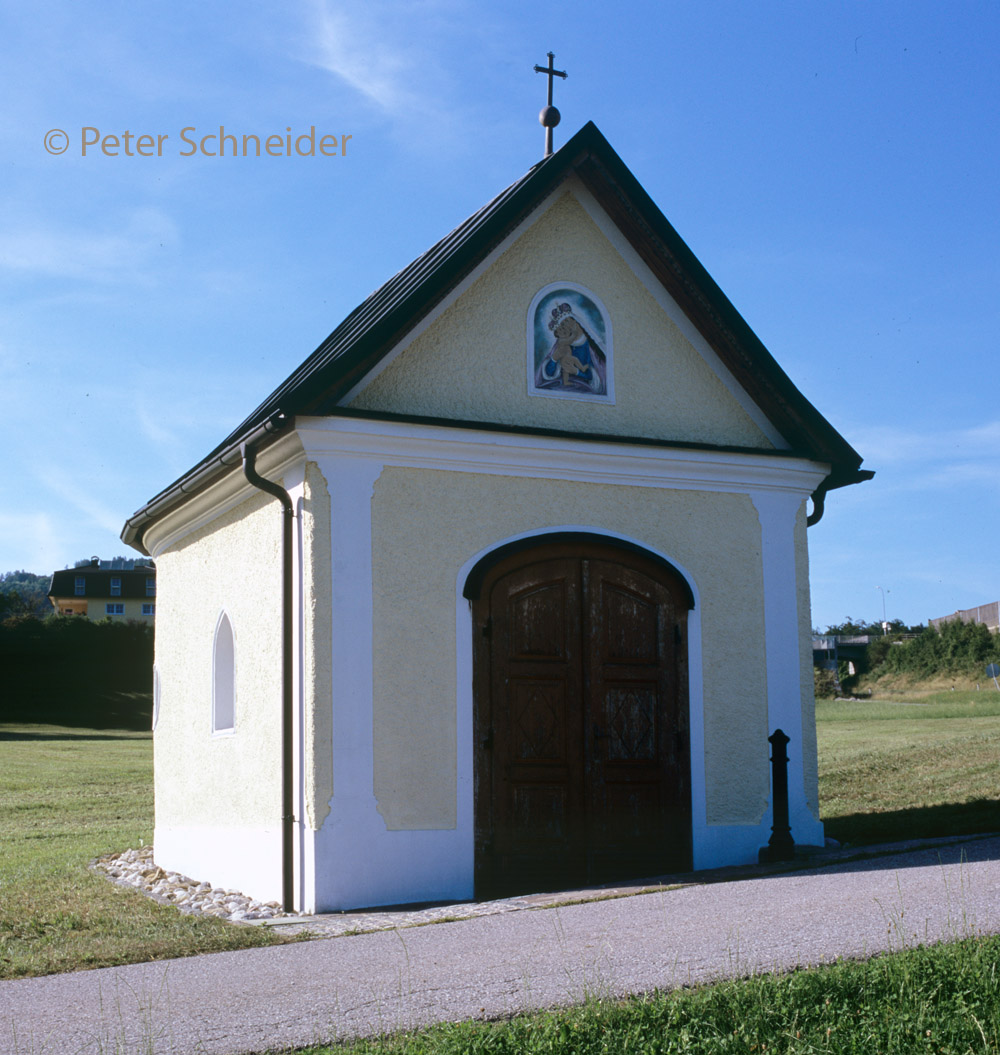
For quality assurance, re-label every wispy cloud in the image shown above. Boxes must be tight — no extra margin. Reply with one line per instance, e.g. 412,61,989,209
306,0,423,112
849,419,1000,474
299,0,474,134
38,467,125,536
0,208,178,283
134,401,184,457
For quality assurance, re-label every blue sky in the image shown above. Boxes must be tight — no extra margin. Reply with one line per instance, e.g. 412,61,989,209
1,1,997,630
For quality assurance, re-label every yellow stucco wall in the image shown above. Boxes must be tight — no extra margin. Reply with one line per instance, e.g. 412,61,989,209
349,191,773,450
49,597,154,621
153,490,283,830
369,466,769,831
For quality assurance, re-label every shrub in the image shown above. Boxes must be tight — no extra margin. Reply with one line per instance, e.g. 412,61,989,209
867,620,1000,681
0,615,153,728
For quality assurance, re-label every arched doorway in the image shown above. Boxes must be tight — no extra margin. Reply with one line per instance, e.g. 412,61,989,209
467,536,693,898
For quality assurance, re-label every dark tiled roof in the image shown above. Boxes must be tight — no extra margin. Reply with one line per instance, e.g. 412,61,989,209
49,567,155,601
122,122,871,553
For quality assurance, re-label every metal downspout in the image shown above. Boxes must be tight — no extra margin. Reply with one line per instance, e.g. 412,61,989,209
241,441,295,913
806,483,828,527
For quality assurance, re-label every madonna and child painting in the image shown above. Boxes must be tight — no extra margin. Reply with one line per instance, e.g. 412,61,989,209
528,283,614,403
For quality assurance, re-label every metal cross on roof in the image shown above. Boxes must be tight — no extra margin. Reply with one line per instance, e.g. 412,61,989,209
533,51,567,158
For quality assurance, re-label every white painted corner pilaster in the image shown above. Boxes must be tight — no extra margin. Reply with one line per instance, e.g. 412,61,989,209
752,488,825,847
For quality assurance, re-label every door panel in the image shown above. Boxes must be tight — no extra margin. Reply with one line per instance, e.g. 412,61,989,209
602,685,657,760
483,558,584,894
473,541,690,897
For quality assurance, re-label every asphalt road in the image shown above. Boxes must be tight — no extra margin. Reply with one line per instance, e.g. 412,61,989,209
3,837,999,1055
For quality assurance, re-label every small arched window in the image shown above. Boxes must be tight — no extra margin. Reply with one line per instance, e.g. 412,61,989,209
152,665,161,732
212,612,235,734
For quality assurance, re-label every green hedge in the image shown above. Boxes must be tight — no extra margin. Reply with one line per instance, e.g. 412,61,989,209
0,615,153,728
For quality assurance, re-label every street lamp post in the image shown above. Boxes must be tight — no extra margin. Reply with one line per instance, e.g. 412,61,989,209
876,585,889,634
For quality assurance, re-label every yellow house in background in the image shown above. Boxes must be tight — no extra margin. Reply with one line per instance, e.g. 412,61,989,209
122,123,872,915
48,557,156,621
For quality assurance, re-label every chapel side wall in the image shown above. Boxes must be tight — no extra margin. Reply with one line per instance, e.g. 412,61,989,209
348,190,774,452
153,491,283,841
368,466,770,833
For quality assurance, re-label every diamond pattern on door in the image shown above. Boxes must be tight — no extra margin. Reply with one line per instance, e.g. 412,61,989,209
511,682,563,760
604,686,656,760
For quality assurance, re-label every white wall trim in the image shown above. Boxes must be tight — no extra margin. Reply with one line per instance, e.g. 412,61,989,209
297,417,827,499
282,461,311,914
752,491,826,847
305,454,477,910
142,433,306,558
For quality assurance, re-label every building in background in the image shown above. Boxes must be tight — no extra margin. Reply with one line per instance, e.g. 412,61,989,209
48,556,156,621
928,603,1000,633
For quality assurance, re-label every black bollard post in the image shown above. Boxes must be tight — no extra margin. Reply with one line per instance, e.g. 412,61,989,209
758,728,796,863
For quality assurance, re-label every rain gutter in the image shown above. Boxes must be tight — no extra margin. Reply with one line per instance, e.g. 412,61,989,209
120,412,290,555
240,439,296,914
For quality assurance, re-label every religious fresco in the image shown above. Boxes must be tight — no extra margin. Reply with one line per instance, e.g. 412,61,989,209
527,284,614,403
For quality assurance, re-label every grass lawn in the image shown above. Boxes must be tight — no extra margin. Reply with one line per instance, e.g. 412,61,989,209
288,934,1000,1054
816,690,1000,846
0,722,291,980
4,691,1000,1054
284,688,1000,1053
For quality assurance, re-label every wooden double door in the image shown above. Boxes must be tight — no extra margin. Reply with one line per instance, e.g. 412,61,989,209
472,539,691,898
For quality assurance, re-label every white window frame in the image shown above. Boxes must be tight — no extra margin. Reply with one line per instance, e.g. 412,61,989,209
212,610,236,735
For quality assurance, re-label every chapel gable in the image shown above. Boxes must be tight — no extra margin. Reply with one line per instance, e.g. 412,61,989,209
344,187,783,451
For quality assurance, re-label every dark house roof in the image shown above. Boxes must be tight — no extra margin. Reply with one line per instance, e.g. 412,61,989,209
122,122,871,554
50,564,156,601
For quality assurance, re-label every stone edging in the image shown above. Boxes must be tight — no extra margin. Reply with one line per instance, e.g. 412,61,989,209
91,846,292,922
92,832,999,936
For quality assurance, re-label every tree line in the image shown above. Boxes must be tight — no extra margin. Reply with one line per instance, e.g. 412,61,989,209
819,617,1000,690
0,570,51,619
